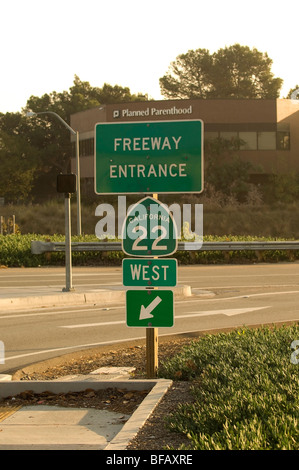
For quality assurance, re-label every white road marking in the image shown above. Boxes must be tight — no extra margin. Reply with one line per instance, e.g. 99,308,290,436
0,306,120,320
183,306,269,317
4,317,299,363
1,290,299,319
60,306,270,329
176,290,299,303
4,337,144,362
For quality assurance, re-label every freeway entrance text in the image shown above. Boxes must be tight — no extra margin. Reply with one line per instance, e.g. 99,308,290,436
94,120,203,194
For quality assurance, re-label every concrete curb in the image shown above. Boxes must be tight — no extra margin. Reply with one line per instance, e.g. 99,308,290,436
105,379,172,450
0,285,192,310
0,291,123,311
0,378,172,451
0,375,12,382
0,379,161,398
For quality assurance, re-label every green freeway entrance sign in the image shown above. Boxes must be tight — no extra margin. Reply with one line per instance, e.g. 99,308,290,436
94,120,204,194
122,258,177,287
126,290,174,327
122,196,178,257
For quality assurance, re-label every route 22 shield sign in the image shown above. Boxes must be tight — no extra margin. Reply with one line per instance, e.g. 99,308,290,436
121,196,178,257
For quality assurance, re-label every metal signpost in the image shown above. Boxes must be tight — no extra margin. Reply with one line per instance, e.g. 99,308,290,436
95,119,204,377
121,195,178,377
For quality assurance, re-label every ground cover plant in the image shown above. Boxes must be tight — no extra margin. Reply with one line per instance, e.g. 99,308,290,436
159,324,299,450
0,233,299,267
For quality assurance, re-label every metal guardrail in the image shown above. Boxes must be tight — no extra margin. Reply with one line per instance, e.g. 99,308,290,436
31,240,299,254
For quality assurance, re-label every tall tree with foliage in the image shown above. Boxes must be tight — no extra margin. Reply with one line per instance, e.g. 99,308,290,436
160,44,283,99
0,113,40,202
21,76,148,200
0,76,148,202
286,85,299,99
203,135,261,203
159,48,213,99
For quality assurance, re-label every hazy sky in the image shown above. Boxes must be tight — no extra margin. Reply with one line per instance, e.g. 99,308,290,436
1,0,298,113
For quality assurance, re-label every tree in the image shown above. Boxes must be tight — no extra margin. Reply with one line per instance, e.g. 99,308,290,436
159,49,213,99
203,135,262,203
159,44,283,99
286,85,299,100
95,83,148,104
0,77,149,202
0,114,40,202
19,76,148,200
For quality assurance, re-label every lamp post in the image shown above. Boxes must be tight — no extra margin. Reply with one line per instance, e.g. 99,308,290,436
26,111,82,235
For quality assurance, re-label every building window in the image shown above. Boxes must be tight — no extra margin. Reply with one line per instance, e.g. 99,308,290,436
257,132,276,150
239,132,257,150
72,138,94,158
277,131,290,150
195,130,289,152
80,138,94,157
219,131,238,142
219,131,239,150
205,132,219,141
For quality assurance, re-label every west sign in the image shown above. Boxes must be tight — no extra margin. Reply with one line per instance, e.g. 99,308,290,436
94,120,204,194
122,258,177,287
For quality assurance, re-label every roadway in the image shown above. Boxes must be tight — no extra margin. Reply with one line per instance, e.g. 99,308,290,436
0,263,299,373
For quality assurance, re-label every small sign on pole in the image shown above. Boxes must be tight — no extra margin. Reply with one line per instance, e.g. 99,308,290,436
121,194,178,377
122,258,177,287
126,290,174,328
121,196,178,257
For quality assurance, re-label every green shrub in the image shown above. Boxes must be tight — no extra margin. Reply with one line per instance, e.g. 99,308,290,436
159,324,299,450
1,233,299,267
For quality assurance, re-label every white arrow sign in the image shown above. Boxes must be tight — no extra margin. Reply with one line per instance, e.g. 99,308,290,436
140,295,162,320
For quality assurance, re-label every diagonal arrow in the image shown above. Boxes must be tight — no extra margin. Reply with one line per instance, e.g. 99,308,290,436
183,306,269,318
140,295,162,320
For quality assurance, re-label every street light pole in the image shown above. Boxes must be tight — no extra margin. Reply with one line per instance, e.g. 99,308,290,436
75,130,81,236
26,111,82,235
63,191,73,292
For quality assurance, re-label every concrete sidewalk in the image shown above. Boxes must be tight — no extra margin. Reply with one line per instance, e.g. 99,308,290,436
0,371,172,450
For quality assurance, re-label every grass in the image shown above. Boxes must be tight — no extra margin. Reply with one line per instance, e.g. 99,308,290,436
1,233,299,267
158,324,299,450
2,199,299,238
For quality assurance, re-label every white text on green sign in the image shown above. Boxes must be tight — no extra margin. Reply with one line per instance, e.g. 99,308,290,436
94,120,204,194
122,196,178,257
122,258,177,287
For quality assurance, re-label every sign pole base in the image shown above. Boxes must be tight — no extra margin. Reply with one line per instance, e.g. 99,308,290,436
146,327,158,378
145,193,159,378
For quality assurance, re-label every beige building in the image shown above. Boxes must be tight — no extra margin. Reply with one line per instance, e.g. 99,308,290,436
70,98,299,195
